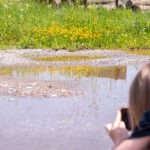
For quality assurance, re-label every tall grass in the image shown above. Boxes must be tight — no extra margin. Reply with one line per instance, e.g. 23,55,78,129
0,0,150,50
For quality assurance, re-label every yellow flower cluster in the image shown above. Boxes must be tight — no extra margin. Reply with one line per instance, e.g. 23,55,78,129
32,22,101,41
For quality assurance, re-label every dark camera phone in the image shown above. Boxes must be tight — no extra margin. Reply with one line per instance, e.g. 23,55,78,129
120,108,131,130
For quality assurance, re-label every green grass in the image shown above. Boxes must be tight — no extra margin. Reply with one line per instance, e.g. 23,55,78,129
0,0,150,50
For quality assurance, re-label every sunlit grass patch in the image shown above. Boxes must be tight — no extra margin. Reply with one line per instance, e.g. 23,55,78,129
0,0,150,50
33,55,105,61
124,50,150,56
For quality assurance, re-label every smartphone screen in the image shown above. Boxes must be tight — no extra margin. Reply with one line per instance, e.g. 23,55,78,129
121,108,131,130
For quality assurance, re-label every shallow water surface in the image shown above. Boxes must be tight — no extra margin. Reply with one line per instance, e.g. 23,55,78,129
32,55,105,62
0,65,141,150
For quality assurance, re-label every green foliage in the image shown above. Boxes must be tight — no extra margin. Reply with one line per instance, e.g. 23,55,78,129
0,0,150,50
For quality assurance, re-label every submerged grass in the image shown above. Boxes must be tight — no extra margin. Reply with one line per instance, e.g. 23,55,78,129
33,55,105,61
0,0,150,50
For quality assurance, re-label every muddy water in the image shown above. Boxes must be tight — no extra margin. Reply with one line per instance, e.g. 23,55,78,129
0,65,141,150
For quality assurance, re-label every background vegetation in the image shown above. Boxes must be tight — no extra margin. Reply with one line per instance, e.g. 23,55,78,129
0,0,150,50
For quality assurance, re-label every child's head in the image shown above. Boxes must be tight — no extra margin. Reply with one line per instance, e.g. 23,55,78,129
129,63,150,129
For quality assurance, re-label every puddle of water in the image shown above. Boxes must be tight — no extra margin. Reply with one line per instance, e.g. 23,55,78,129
32,55,105,62
0,65,141,150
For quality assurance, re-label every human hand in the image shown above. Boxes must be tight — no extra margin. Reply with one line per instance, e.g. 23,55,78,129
105,110,129,145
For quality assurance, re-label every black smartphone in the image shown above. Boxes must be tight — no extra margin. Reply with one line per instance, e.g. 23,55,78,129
120,108,131,130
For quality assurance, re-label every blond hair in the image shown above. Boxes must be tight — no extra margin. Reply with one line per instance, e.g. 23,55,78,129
129,63,150,129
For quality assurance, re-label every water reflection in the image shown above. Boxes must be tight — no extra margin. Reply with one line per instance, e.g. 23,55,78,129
0,65,141,150
0,66,126,80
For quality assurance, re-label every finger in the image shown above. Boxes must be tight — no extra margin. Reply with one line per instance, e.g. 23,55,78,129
120,121,126,128
105,123,112,132
113,110,122,127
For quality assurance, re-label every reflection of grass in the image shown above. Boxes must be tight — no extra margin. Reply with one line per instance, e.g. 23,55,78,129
58,66,127,80
0,67,12,76
124,50,150,56
0,66,126,80
33,55,105,61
